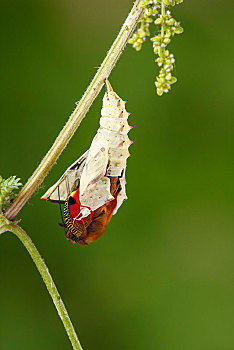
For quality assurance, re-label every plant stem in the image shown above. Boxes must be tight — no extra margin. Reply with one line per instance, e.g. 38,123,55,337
4,0,144,221
1,222,83,350
161,0,165,36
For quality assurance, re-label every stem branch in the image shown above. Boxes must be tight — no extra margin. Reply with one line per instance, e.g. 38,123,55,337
1,222,83,350
5,0,144,221
161,0,165,36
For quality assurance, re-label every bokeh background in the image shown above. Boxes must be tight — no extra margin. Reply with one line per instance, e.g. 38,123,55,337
1,1,234,349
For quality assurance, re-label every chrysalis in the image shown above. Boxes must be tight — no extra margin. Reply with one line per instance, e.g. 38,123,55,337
42,80,133,245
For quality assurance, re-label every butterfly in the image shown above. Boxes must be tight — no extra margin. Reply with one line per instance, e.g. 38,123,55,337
42,80,133,245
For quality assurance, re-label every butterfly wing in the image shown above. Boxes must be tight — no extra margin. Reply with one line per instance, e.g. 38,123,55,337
41,150,89,203
79,135,114,217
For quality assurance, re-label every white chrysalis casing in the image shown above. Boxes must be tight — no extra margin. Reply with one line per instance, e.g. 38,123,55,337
78,80,132,218
42,80,132,219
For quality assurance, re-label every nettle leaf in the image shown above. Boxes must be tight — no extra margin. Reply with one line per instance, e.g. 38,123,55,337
0,175,22,208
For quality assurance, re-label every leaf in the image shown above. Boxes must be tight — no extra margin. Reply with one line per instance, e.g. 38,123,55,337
0,176,22,207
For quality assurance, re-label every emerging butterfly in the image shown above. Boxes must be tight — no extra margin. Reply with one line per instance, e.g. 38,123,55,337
41,80,133,245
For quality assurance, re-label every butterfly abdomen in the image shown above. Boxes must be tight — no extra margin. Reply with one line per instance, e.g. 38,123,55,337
64,200,84,237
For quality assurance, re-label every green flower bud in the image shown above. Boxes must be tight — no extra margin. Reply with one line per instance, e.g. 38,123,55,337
164,38,171,44
170,76,177,84
145,17,153,23
156,57,164,63
154,17,163,25
175,26,183,34
167,18,175,26
157,87,164,96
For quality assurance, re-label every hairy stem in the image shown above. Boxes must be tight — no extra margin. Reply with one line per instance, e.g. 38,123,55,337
1,222,83,350
4,0,144,221
161,0,165,36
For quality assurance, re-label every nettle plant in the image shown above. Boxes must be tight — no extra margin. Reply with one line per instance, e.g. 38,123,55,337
0,1,183,349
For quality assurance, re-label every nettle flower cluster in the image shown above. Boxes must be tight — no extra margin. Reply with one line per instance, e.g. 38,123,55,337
128,2,159,52
129,0,183,96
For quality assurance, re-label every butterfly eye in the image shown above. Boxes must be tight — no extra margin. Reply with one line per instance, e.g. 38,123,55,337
68,196,76,205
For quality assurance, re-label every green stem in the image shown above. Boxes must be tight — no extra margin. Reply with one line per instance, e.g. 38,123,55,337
161,0,165,36
4,0,144,221
1,222,83,350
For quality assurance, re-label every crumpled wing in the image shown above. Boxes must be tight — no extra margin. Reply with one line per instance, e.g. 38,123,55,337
41,150,89,203
113,169,127,215
79,141,114,216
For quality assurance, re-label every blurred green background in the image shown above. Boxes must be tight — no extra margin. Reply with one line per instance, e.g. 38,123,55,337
1,1,234,349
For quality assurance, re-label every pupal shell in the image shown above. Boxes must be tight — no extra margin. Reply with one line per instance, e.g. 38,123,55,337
79,80,132,218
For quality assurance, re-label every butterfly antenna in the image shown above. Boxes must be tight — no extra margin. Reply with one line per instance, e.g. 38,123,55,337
58,186,67,234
